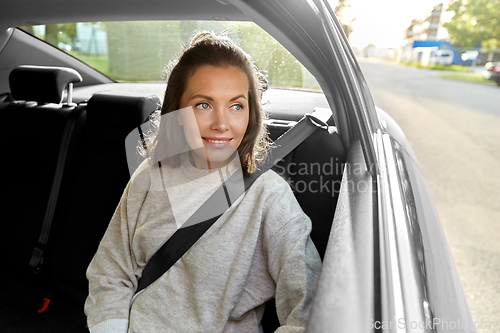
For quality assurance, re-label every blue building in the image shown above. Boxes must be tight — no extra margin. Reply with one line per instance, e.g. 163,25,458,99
403,40,477,65
76,23,108,55
398,3,479,66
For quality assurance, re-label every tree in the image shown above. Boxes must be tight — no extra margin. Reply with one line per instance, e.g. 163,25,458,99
45,24,59,46
42,23,77,48
443,0,500,48
58,23,77,45
237,23,303,88
19,25,34,35
333,0,355,38
179,21,198,43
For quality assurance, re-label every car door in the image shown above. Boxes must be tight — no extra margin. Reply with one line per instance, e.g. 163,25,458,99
230,0,476,332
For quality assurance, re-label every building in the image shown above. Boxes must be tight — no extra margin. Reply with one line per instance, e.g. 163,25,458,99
398,3,477,66
76,23,108,55
406,3,445,41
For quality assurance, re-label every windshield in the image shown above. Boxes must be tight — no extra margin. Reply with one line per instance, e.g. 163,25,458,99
19,21,322,92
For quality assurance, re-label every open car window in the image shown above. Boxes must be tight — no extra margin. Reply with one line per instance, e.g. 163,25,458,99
19,21,322,92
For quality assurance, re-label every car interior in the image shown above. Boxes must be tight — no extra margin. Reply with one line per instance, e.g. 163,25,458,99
0,19,347,333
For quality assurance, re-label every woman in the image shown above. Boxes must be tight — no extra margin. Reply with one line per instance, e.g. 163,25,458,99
85,31,322,333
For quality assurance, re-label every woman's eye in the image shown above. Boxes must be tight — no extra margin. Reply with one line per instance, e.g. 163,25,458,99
197,102,210,110
231,104,243,111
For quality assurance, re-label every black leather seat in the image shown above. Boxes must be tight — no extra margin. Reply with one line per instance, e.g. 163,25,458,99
262,117,346,332
43,91,160,304
0,65,86,331
268,118,346,259
0,65,83,284
0,84,158,332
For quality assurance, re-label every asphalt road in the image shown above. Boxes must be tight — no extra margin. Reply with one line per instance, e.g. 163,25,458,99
358,57,500,333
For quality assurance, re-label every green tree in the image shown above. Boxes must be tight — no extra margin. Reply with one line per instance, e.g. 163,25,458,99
58,23,77,45
333,0,355,38
179,21,199,43
105,21,184,81
39,23,77,48
45,24,59,46
19,25,34,35
444,0,500,48
237,23,303,88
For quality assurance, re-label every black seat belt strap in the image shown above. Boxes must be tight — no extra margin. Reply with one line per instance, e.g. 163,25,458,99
136,108,332,292
28,105,85,275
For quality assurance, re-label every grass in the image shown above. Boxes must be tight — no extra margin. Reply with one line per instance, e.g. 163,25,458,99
401,61,471,72
419,64,471,72
69,52,115,78
401,61,499,86
437,73,498,86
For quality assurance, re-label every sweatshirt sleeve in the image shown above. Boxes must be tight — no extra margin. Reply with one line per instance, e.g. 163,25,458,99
84,163,150,333
262,173,323,333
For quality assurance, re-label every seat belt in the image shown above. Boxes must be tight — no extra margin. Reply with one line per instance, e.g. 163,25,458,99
28,105,85,275
136,108,332,293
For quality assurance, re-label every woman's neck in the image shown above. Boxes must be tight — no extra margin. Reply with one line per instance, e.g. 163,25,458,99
188,150,237,171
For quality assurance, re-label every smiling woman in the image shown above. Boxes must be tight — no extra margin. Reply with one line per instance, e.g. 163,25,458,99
178,65,250,169
84,30,322,333
151,31,269,177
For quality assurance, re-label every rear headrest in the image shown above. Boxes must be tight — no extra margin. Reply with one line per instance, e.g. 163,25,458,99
9,65,83,104
86,91,160,131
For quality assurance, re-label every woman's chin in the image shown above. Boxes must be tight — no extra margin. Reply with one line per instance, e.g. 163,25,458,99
192,146,238,169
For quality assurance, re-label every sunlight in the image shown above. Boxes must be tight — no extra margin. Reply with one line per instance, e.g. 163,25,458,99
328,0,453,49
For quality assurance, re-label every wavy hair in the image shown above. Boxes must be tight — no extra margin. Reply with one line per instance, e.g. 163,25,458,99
139,31,269,177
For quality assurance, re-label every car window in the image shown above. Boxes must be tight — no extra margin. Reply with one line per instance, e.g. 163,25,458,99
19,21,322,92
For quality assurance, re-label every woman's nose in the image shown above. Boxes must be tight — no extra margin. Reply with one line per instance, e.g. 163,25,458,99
210,108,228,131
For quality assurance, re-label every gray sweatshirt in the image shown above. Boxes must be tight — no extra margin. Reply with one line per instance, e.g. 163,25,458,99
85,154,322,332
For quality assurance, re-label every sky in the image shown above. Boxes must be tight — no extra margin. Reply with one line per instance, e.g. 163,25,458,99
328,0,454,49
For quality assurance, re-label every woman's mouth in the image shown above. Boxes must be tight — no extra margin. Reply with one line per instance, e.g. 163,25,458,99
202,137,232,148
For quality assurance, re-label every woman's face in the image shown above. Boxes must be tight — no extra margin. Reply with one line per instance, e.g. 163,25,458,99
178,65,250,169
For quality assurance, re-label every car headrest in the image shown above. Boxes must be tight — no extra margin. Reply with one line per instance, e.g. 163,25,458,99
86,91,160,131
9,65,83,104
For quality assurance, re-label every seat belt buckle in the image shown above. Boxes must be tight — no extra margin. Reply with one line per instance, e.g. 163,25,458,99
305,108,332,130
28,243,46,276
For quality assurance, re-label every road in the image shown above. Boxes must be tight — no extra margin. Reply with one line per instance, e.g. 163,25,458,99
358,57,500,332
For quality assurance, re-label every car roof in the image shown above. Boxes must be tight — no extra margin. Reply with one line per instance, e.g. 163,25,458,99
0,0,248,30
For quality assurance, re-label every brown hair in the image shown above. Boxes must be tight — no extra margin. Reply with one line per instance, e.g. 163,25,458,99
140,31,270,177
